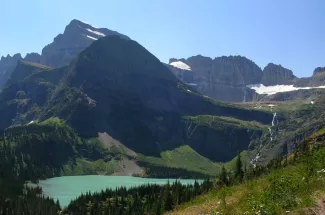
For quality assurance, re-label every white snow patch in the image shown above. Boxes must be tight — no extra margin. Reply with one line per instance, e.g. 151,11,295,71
79,20,98,28
186,83,198,86
86,28,105,37
170,61,191,70
247,84,325,95
86,35,98,40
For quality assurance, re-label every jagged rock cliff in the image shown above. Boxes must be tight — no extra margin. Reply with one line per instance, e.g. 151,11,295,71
294,66,325,87
168,55,262,102
40,19,129,67
0,54,23,89
169,55,325,101
261,63,296,85
0,19,128,89
313,67,325,76
24,53,41,64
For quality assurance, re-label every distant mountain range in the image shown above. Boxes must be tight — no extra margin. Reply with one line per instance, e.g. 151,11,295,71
168,57,325,102
1,19,324,103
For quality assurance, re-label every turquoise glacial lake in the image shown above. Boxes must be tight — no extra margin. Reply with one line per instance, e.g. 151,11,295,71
36,175,200,208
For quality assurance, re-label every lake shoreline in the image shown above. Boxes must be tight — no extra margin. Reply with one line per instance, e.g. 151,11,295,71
30,175,203,208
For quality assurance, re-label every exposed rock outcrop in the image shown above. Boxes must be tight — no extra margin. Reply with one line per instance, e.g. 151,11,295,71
294,66,325,87
40,19,129,68
168,55,261,102
261,63,296,85
0,19,128,89
168,56,325,101
0,54,23,89
24,53,41,64
313,67,325,76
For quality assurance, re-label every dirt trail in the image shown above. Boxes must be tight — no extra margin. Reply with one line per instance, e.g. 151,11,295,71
307,197,325,215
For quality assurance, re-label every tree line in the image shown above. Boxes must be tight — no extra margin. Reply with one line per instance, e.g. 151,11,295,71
0,140,61,215
65,179,213,215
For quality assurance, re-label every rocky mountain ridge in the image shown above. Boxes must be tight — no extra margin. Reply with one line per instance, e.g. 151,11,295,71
261,63,296,85
169,56,324,102
1,19,323,103
0,54,23,89
0,19,128,89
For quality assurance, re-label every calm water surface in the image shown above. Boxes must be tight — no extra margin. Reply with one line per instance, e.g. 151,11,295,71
37,175,200,208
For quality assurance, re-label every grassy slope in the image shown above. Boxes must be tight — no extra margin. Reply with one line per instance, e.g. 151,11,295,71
184,115,266,131
167,165,325,215
137,115,268,177
138,145,221,176
166,128,325,215
138,147,254,177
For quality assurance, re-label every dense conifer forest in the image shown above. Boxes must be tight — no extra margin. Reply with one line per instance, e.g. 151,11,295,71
65,180,213,214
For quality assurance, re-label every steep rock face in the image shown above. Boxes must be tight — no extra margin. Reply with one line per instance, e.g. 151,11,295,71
0,54,23,89
261,63,295,85
40,19,130,68
169,56,325,101
313,67,325,76
24,53,41,64
0,19,128,89
168,55,262,102
40,36,271,161
294,67,325,87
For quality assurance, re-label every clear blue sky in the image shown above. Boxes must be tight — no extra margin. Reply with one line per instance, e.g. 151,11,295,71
1,0,324,77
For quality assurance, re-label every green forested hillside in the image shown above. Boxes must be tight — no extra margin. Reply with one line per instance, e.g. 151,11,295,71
1,118,111,180
0,61,66,129
167,127,325,215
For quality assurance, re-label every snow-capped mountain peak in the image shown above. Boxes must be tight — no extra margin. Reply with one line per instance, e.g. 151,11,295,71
37,19,130,68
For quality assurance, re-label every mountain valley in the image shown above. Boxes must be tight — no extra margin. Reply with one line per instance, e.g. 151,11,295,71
0,18,325,214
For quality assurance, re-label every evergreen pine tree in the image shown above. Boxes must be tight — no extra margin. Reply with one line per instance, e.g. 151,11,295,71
243,164,248,180
235,152,244,182
163,182,173,211
219,166,228,186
